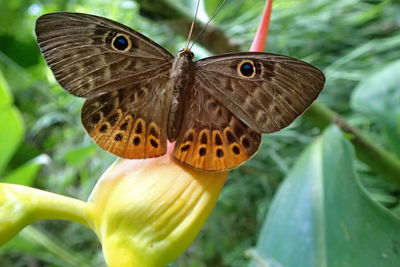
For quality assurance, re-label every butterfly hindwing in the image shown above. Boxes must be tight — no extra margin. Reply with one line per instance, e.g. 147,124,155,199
81,76,171,159
173,78,261,172
35,12,173,98
194,52,325,133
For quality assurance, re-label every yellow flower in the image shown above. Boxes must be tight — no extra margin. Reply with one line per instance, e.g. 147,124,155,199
88,147,228,266
0,146,227,266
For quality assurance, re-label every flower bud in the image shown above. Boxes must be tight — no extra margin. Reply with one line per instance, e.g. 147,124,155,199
87,149,228,266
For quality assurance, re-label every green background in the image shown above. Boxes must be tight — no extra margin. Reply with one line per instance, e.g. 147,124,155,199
0,0,400,266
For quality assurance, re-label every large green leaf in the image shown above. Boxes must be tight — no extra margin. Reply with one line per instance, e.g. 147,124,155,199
0,71,24,175
251,126,400,267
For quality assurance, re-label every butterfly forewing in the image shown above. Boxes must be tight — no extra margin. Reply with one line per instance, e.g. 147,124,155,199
194,52,325,133
35,12,173,97
173,78,261,172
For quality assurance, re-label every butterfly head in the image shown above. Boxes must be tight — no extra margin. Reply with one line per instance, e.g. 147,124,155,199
178,48,194,60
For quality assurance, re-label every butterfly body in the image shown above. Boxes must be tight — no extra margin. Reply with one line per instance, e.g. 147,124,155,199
35,12,325,172
167,49,194,140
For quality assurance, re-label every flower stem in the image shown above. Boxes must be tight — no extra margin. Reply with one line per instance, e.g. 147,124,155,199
1,183,90,226
250,0,273,51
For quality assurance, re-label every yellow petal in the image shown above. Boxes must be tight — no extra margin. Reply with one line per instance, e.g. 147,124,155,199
87,153,228,267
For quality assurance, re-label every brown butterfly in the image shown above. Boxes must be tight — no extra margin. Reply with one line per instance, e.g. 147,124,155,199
35,12,325,172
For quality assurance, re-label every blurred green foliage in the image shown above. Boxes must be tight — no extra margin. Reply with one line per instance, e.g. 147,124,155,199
0,0,399,266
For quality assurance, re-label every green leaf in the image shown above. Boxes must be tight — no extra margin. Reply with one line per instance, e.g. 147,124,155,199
0,71,12,107
0,71,24,175
351,60,400,156
2,155,49,186
252,126,400,267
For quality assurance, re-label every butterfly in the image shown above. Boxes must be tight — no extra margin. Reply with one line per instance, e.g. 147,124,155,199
35,12,325,172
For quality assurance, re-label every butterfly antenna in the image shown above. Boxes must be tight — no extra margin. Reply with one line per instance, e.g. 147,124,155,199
185,0,202,50
189,0,227,50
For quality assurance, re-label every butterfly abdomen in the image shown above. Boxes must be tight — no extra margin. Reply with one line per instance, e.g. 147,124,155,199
167,50,195,141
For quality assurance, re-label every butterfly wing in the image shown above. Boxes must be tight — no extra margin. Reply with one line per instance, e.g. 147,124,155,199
35,12,173,97
173,77,262,172
194,52,325,133
36,12,174,159
81,74,171,159
173,52,324,171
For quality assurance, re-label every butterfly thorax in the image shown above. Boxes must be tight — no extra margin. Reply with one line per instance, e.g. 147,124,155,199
167,49,194,140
